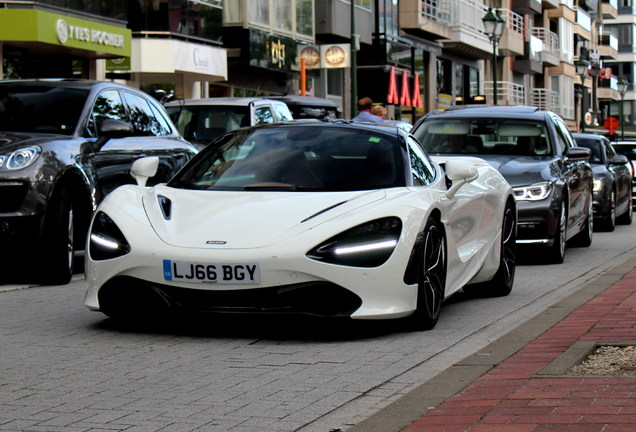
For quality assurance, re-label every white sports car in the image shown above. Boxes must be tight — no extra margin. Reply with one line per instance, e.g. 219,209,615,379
84,121,516,330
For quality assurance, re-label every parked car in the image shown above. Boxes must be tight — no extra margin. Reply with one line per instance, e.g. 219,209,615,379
267,95,341,119
608,140,636,207
572,133,632,231
383,119,413,132
411,105,594,264
165,97,293,149
83,120,516,330
0,79,198,284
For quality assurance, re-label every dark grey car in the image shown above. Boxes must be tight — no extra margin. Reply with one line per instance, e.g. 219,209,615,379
412,105,594,264
0,79,197,284
572,133,632,231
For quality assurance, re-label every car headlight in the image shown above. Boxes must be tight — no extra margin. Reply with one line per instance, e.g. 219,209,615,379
593,179,602,192
513,182,553,201
89,211,131,261
306,217,402,267
0,146,41,171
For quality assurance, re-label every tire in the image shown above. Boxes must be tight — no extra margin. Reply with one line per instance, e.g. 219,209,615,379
409,216,446,331
598,189,616,232
546,203,567,264
570,197,593,247
466,200,516,297
41,188,75,285
617,189,633,225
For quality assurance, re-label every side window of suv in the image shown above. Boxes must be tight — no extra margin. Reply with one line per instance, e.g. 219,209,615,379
86,90,127,138
255,106,275,124
122,91,171,136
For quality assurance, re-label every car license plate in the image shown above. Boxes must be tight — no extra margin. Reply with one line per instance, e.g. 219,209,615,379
163,260,260,284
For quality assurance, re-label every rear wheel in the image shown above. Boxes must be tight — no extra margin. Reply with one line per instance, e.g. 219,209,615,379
570,197,593,247
409,217,446,331
41,188,75,285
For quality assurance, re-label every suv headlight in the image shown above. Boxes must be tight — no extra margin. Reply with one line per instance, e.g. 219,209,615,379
0,146,41,171
593,179,602,192
513,182,553,201
307,217,402,267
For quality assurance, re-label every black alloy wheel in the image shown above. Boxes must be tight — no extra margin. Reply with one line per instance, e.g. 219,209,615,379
617,189,633,225
547,202,567,264
410,216,447,331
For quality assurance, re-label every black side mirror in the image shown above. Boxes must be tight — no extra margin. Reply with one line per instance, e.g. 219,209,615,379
610,154,629,166
565,146,591,161
94,119,134,151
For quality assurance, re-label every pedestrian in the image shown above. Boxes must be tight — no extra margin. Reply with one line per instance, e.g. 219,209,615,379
371,105,387,120
352,97,384,123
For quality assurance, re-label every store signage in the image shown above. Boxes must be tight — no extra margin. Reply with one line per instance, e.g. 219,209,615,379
0,9,131,57
249,30,298,72
173,40,227,77
297,44,351,69
386,66,423,108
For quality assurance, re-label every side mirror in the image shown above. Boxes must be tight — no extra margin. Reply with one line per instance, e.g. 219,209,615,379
565,146,591,161
445,159,479,198
94,119,135,151
610,154,629,166
131,157,159,187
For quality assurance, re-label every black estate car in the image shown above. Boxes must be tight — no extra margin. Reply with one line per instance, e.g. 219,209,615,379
412,105,593,264
572,133,632,231
0,79,198,284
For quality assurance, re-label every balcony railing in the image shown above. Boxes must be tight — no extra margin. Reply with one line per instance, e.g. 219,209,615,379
421,0,451,24
485,81,526,105
531,88,560,112
531,27,560,65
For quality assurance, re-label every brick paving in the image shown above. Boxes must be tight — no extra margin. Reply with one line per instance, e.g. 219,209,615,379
403,271,636,432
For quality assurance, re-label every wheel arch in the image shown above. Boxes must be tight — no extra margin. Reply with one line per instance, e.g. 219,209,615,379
403,208,445,286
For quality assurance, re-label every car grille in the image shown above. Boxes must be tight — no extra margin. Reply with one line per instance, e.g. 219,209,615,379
0,181,28,212
98,276,363,318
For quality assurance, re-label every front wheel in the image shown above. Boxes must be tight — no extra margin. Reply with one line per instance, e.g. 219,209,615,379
546,203,567,264
409,216,447,331
41,189,75,285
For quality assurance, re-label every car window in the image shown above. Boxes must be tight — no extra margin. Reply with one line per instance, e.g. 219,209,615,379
121,91,170,136
574,138,602,163
613,143,636,160
603,138,616,158
255,107,275,124
273,102,293,121
86,90,128,138
168,126,405,192
414,118,550,156
552,115,574,153
407,137,436,185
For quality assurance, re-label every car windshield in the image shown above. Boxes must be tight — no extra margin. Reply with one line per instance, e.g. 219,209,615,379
574,139,602,163
168,125,405,192
613,143,636,160
0,85,89,135
166,105,251,143
414,118,551,156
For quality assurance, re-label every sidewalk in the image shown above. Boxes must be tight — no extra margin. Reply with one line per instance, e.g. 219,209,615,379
349,256,636,432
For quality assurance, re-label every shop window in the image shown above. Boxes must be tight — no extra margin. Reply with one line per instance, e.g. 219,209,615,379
250,0,270,26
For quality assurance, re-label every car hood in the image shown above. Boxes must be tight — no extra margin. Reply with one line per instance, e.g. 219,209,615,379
471,154,559,188
142,186,387,249
0,131,76,152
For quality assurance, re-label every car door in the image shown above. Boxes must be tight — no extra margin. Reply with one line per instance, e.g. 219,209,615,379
553,115,591,235
120,90,195,185
604,138,631,213
87,89,145,201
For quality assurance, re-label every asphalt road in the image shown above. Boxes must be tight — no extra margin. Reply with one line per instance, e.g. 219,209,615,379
1,222,635,432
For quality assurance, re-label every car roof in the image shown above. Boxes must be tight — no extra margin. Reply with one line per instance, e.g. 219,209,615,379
165,97,283,107
267,95,340,108
572,133,606,141
424,105,549,121
244,119,403,135
0,78,129,91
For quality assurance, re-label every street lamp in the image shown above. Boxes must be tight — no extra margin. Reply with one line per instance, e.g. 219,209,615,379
482,8,506,105
576,57,590,132
618,77,629,140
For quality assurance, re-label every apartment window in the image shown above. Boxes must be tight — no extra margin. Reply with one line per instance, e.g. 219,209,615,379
558,18,574,63
296,0,313,36
250,0,270,25
455,64,464,100
437,58,452,95
617,24,634,52
273,0,292,32
339,0,372,11
378,0,399,39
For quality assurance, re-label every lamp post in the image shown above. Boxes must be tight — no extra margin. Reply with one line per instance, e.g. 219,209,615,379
618,77,629,140
576,57,590,133
482,8,506,105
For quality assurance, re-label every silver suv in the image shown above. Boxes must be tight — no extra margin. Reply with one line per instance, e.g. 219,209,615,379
165,97,293,149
